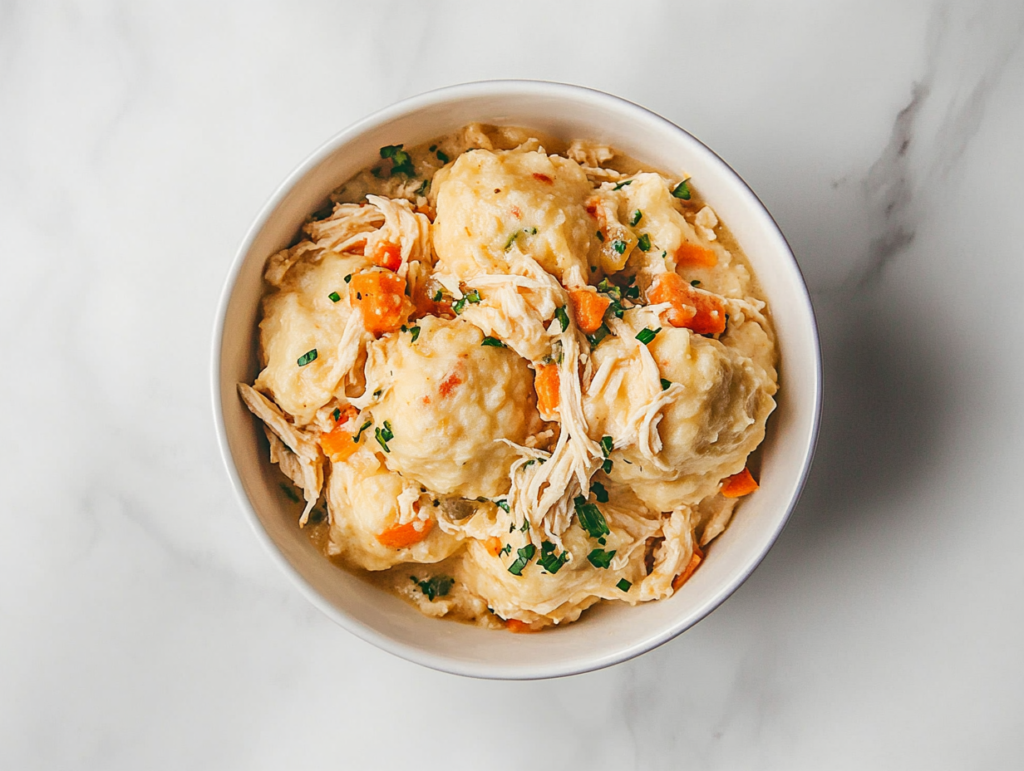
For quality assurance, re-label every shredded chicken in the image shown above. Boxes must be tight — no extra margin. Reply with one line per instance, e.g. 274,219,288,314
238,383,323,524
638,507,695,601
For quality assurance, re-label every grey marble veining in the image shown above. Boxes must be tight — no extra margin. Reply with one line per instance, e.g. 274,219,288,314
2,1,1023,768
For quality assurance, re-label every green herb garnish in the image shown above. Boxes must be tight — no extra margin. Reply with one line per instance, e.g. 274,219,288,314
596,230,605,242
587,548,616,569
280,483,300,503
332,407,341,422
600,435,614,457
504,231,519,251
344,274,352,283
671,179,691,200
452,289,481,315
429,144,437,152
328,291,341,303
380,144,414,176
521,519,530,532
353,420,372,442
635,327,661,345
481,336,505,348
574,495,610,539
436,149,449,163
537,541,569,574
624,285,640,300
409,326,421,342
508,544,537,576
297,349,317,367
602,458,613,474
417,574,454,601
587,324,610,348
416,179,430,196
612,240,627,255
496,499,510,513
661,378,672,390
432,288,443,302
637,233,651,252
630,210,643,226
555,305,570,332
524,227,537,235
617,578,632,592
691,280,701,286
591,482,609,503
500,543,512,557
375,421,394,453
613,179,633,190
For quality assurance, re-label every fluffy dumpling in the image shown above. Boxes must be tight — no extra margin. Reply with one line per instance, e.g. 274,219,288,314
432,148,594,282
256,252,370,425
365,316,542,499
325,447,460,571
584,308,776,512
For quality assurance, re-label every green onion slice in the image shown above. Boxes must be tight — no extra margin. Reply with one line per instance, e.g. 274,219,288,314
297,349,317,367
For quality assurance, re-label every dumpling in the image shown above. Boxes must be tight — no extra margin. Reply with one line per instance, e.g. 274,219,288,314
583,308,776,512
364,316,542,499
256,252,370,425
432,148,594,282
325,447,460,571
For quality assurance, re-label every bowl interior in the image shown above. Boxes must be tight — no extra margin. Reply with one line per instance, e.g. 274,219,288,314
214,82,820,679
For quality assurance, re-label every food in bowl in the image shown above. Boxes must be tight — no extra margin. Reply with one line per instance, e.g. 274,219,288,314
238,123,777,632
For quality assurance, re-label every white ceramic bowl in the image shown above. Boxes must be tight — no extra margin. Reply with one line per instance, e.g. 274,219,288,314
212,81,821,680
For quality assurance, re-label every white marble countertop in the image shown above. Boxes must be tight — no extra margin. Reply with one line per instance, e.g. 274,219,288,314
3,1,1023,767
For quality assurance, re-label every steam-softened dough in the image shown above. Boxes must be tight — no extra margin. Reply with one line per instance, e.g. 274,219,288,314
256,252,369,424
366,316,542,499
432,148,594,281
325,448,460,571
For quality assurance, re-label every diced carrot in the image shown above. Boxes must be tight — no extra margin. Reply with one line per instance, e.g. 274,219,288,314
485,536,503,557
534,363,560,414
648,272,726,335
439,371,463,398
376,518,434,549
675,242,718,268
319,406,362,462
350,271,413,335
672,549,703,591
506,618,536,634
569,288,611,334
370,241,403,272
721,467,759,498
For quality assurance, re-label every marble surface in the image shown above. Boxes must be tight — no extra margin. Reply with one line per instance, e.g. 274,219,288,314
3,1,1023,767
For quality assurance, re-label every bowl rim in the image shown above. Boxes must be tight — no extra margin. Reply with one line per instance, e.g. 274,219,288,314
211,79,822,680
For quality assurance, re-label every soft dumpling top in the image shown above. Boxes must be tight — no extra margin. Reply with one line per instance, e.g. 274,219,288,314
432,148,594,282
364,315,543,499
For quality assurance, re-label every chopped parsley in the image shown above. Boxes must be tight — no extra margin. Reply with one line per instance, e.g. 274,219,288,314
587,548,616,569
671,179,691,200
380,144,414,176
436,149,450,163
596,230,605,242
374,421,394,453
635,327,661,345
332,407,341,422
507,544,537,576
617,578,632,592
691,279,701,286
600,435,614,457
537,541,569,574
496,499,510,513
297,348,318,367
637,233,651,252
613,179,633,190
452,289,481,314
280,483,300,503
344,274,352,283
597,278,622,301
587,324,610,348
409,326,421,343
328,291,341,303
612,239,627,255
574,495,610,539
504,231,519,251
500,543,512,557
432,288,443,302
353,420,372,442
521,519,530,532
555,305,570,332
481,336,506,348
630,210,643,226
415,574,454,601
661,378,672,391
